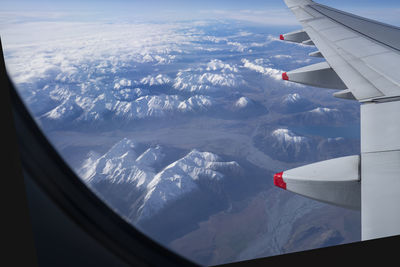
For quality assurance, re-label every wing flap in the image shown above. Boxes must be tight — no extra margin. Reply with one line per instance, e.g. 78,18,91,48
333,89,356,100
302,39,315,46
309,51,323,58
284,0,313,9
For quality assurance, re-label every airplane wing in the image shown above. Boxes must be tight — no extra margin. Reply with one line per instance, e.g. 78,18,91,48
276,0,400,241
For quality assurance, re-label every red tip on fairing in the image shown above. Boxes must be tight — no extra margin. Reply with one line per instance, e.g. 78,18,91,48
280,34,284,40
282,72,289,80
274,172,286,190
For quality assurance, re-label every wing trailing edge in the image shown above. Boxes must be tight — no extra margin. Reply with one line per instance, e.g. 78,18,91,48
333,89,356,100
308,51,323,58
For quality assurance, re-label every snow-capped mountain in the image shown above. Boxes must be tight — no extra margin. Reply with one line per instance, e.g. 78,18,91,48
271,128,307,144
41,94,83,121
280,106,346,126
81,138,242,223
39,92,214,127
222,94,269,119
111,94,213,119
309,107,337,114
234,96,253,109
274,93,316,114
138,149,241,221
80,138,162,188
140,74,172,86
254,125,359,163
254,128,314,163
29,58,251,129
283,93,301,103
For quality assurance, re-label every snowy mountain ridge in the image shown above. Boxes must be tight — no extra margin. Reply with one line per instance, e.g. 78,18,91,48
41,93,214,123
80,138,241,221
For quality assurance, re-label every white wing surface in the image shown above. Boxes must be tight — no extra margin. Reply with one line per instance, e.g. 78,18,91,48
276,0,400,241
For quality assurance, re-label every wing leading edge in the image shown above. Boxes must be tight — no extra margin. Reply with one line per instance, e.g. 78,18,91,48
282,0,400,101
277,0,400,241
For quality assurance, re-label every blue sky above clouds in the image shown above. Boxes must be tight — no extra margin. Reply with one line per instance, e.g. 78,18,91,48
1,0,400,26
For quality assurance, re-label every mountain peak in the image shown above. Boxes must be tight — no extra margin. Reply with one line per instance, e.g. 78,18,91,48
235,96,252,109
138,149,237,221
283,93,301,103
272,128,306,144
309,107,338,114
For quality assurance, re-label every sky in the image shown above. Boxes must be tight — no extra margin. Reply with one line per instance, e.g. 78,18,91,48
1,0,400,26
2,0,399,10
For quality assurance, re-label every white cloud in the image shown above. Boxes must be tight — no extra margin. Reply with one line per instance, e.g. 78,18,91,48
272,55,292,59
294,59,312,64
2,19,199,85
227,41,247,52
